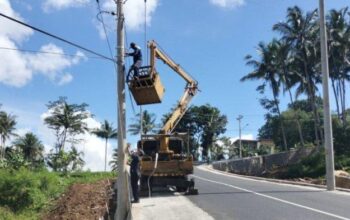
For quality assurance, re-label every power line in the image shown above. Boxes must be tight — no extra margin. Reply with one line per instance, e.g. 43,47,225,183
0,46,105,60
95,0,115,61
0,12,115,62
144,0,148,64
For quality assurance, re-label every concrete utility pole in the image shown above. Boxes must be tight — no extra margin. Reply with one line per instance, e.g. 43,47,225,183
115,0,131,219
237,115,243,158
319,0,336,191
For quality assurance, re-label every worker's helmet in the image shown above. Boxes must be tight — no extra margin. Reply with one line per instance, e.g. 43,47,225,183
130,42,136,48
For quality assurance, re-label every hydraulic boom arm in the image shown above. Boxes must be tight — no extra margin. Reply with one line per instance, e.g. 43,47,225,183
149,40,198,134
148,40,198,153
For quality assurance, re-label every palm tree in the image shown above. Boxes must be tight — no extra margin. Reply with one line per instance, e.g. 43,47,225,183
272,39,305,146
91,120,117,171
0,111,17,159
44,97,90,152
327,8,350,125
13,132,44,166
242,41,288,150
69,146,85,171
109,148,118,172
128,110,157,135
273,6,323,148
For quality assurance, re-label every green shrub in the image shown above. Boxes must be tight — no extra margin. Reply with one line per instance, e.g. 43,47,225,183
282,152,326,179
0,169,59,212
335,155,350,171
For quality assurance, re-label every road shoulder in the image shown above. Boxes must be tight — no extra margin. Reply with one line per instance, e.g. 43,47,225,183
131,192,214,220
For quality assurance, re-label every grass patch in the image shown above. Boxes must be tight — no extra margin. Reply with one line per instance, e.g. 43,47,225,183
0,168,116,220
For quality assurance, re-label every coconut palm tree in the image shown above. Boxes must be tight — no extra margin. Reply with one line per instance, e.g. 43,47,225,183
273,6,322,148
242,41,288,150
327,8,350,125
272,39,305,146
128,110,157,135
91,120,117,171
109,148,118,172
0,111,17,159
13,132,44,166
44,97,90,152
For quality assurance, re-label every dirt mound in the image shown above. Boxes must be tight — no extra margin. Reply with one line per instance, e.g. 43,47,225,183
43,179,115,220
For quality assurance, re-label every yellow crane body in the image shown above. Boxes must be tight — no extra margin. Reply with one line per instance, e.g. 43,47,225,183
128,40,198,194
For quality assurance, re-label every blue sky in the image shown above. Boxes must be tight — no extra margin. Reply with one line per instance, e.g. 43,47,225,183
0,0,349,170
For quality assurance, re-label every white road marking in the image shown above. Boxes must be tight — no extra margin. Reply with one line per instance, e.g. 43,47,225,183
194,175,350,220
196,165,322,191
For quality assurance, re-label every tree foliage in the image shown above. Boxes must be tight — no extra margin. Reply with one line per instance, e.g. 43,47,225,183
109,148,118,172
46,147,85,172
44,97,90,152
128,110,158,135
163,104,228,158
0,110,17,159
12,132,45,169
242,6,350,149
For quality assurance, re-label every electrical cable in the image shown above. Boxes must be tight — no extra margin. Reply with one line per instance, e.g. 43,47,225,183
123,16,137,117
0,12,115,62
144,0,148,64
96,1,132,154
148,152,158,197
96,0,115,62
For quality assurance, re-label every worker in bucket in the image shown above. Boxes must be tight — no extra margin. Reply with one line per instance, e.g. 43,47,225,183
129,144,144,203
125,42,142,80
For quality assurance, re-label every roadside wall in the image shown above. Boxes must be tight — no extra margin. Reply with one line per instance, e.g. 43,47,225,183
212,148,314,176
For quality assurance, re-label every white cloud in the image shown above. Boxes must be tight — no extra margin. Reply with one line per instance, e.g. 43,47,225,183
40,0,159,37
57,73,73,85
229,134,255,143
42,0,90,13
209,0,245,9
124,0,159,31
96,0,159,38
0,37,32,87
26,44,86,83
0,0,33,43
0,0,86,87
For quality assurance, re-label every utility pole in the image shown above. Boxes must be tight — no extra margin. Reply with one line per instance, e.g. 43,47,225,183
319,0,336,191
237,115,243,158
115,0,131,219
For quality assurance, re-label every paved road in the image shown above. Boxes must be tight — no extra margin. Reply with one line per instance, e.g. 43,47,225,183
187,166,350,220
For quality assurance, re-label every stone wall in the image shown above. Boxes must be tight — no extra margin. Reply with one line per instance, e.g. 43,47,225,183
212,148,314,176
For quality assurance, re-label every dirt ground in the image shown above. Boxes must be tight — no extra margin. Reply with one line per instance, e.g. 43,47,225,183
43,179,115,220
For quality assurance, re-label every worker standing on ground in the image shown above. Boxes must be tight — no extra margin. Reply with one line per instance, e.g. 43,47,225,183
125,42,142,80
129,144,144,203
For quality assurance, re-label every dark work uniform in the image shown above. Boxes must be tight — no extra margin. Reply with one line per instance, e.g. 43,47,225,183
127,46,142,79
130,153,141,202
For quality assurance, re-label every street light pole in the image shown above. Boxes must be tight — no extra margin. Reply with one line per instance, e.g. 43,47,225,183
237,115,243,158
319,0,336,191
115,0,131,219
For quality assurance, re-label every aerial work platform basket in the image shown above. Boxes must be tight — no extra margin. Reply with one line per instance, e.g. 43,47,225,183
127,66,165,105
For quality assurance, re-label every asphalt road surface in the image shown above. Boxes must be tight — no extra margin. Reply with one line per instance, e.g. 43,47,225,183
187,166,350,220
